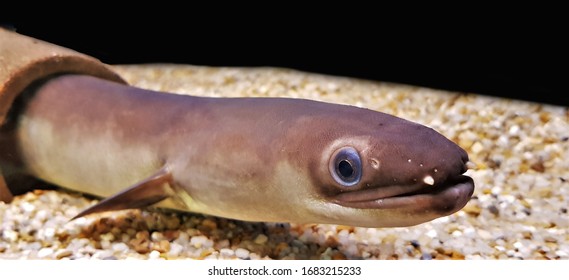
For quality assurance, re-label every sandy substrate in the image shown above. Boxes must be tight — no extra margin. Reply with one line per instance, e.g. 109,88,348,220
1,65,567,260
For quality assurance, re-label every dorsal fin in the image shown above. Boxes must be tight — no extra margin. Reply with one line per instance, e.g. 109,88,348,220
71,166,174,220
0,174,14,203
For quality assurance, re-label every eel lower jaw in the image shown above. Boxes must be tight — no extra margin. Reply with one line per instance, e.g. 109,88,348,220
333,175,475,214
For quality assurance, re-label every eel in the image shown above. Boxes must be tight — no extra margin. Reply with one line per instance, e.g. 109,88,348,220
0,29,475,228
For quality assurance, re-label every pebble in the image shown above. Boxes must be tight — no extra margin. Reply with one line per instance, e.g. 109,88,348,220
55,249,73,259
167,243,184,257
555,250,568,257
190,236,209,248
219,248,235,258
148,250,161,259
1,65,567,260
2,230,19,242
21,202,36,213
37,248,54,258
151,232,164,242
254,234,269,244
235,248,250,259
41,228,56,240
426,230,438,238
112,242,129,252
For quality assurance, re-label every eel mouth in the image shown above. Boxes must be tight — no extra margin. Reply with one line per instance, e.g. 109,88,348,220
333,175,475,214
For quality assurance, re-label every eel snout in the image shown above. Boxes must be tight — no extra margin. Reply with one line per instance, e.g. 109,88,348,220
332,127,475,216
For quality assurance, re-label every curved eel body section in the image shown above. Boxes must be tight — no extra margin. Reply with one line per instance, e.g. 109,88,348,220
0,75,474,227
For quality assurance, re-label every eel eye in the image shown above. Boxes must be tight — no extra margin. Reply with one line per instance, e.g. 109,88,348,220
329,147,362,187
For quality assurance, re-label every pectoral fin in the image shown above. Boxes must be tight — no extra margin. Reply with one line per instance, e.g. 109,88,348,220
71,167,174,220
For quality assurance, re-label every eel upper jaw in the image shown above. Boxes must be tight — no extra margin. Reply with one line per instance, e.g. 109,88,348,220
333,175,475,214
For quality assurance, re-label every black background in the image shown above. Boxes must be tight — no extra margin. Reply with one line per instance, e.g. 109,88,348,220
3,15,567,107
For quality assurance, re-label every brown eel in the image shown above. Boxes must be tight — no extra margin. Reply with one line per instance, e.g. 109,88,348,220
0,29,474,228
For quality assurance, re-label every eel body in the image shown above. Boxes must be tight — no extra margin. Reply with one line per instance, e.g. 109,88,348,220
0,29,474,227
0,75,474,227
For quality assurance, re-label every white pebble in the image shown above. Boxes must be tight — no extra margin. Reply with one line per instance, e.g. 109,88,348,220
426,229,438,238
92,251,113,259
494,239,506,246
522,225,536,232
204,254,219,260
72,217,90,227
100,232,115,241
471,142,484,154
220,248,235,257
555,250,568,257
112,242,129,252
326,82,338,91
506,250,515,257
175,232,190,244
21,202,36,213
463,227,476,237
497,135,509,146
168,243,184,257
37,248,54,258
42,228,56,240
345,244,359,256
190,236,209,248
202,239,214,249
148,250,161,259
235,248,250,259
2,229,18,242
338,230,350,243
100,240,111,250
509,125,520,135
35,210,49,221
491,186,503,195
518,246,531,257
27,242,42,251
151,231,164,242
30,219,44,229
